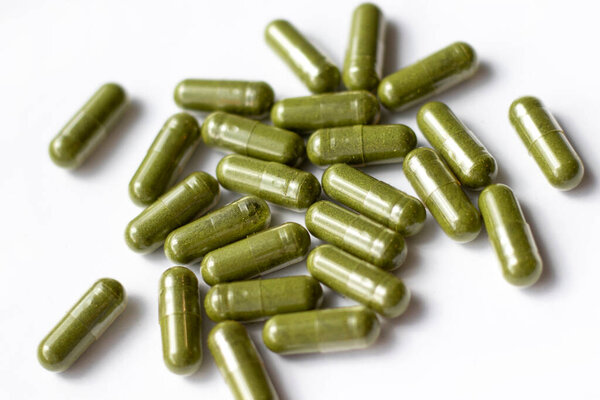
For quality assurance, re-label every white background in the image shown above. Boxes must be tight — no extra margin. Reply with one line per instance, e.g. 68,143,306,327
1,0,599,399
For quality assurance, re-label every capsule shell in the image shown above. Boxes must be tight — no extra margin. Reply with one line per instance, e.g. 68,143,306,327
404,148,481,242
49,83,127,168
38,278,126,372
509,96,584,190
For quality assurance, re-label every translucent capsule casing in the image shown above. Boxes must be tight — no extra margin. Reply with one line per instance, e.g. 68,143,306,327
509,96,584,191
38,278,126,372
404,148,481,242
49,83,127,169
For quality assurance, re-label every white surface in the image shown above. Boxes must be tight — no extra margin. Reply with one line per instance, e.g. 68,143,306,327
1,0,599,398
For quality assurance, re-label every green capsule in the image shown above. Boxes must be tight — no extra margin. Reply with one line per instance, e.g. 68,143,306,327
403,147,481,242
49,83,127,169
159,267,202,375
165,195,271,264
509,96,584,191
216,154,321,211
205,276,323,322
38,278,126,372
265,19,340,94
263,306,380,354
378,42,478,111
209,321,279,400
479,184,543,287
305,200,406,270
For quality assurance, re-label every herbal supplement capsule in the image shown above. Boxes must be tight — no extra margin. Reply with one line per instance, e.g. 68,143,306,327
159,267,202,375
271,91,380,133
265,19,340,94
165,196,271,264
205,276,323,322
209,321,279,400
417,102,498,190
479,184,543,287
49,83,127,169
125,172,220,254
378,42,478,111
202,111,305,166
263,306,380,354
403,147,481,242
129,113,201,206
216,154,321,211
201,222,311,285
305,200,406,270
509,96,584,190
37,278,126,372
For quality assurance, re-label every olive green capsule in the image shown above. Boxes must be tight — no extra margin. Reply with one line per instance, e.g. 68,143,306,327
205,276,323,322
216,154,321,211
265,19,340,94
38,278,126,372
509,96,584,191
202,111,305,166
159,267,202,375
479,184,543,287
209,321,279,400
305,201,406,270
49,83,127,169
263,306,380,354
403,148,481,242
165,195,271,264
201,222,311,286
378,42,478,111
271,91,380,133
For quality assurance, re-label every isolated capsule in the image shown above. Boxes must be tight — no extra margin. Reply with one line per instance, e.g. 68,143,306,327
403,148,481,242
49,83,127,169
509,96,584,190
38,278,126,372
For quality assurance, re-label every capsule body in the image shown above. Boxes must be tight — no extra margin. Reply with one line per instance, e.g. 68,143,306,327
509,96,584,190
265,19,339,94
38,278,126,372
49,83,127,168
417,102,497,190
378,42,478,111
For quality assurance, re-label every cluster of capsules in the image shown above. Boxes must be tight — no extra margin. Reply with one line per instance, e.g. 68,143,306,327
40,3,584,399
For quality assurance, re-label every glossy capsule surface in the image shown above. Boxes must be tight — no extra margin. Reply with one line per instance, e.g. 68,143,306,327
265,19,339,94
305,201,406,270
49,83,127,169
479,184,543,287
509,96,584,190
38,278,126,372
165,196,271,264
378,42,478,111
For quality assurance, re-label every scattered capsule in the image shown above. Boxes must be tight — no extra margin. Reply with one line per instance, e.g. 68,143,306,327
38,278,126,372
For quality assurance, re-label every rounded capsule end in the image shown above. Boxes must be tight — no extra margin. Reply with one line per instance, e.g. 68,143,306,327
306,130,327,166
270,101,285,128
453,41,478,71
251,81,275,115
204,285,228,322
379,281,411,319
160,266,197,289
49,136,79,169
358,91,381,124
503,256,543,288
295,173,322,210
377,77,399,111
163,352,202,376
381,234,407,271
351,307,381,347
447,205,482,243
128,178,158,207
307,64,340,94
163,230,188,264
37,341,69,372
299,276,324,309
464,154,498,190
200,255,220,286
285,222,312,255
173,80,189,108
393,197,427,237
262,316,287,353
97,278,126,302
124,219,152,253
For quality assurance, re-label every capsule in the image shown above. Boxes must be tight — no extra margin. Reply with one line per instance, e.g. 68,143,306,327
159,267,202,375
201,223,311,285
305,201,406,270
417,102,497,190
265,19,340,94
263,306,380,354
209,321,279,400
49,83,127,169
271,91,380,133
403,148,481,242
125,172,220,254
205,276,323,322
38,278,126,372
509,96,584,190
378,42,478,111
173,79,274,117
322,164,426,236
479,184,543,287
216,154,321,211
